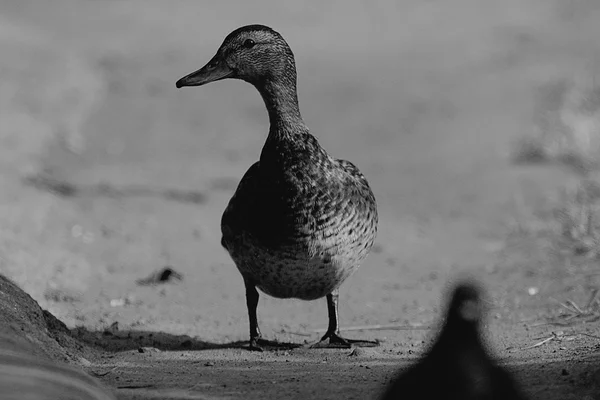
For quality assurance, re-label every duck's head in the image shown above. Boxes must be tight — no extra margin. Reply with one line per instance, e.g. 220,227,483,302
176,24,295,89
445,281,485,330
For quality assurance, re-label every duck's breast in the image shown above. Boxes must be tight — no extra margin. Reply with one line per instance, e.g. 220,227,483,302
220,136,377,298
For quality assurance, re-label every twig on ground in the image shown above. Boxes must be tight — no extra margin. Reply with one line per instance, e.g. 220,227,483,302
545,289,600,326
90,366,118,377
282,331,313,337
585,289,599,310
521,330,600,350
550,297,580,315
565,299,584,314
313,323,431,333
577,332,600,340
522,335,556,350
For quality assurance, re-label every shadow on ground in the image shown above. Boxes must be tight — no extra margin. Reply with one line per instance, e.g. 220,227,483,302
93,346,600,400
2,271,600,399
23,173,209,205
72,326,302,353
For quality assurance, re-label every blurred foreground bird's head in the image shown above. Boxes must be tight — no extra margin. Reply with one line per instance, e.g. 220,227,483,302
176,24,296,89
380,280,529,400
445,281,485,329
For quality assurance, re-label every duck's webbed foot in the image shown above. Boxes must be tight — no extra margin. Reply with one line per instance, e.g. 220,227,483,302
248,336,264,352
312,330,380,348
310,290,380,349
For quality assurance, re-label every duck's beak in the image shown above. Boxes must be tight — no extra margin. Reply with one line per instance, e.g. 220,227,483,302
176,54,233,88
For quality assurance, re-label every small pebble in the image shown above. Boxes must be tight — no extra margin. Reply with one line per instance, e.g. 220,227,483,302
527,287,539,296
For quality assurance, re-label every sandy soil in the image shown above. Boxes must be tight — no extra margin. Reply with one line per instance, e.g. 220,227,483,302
2,0,600,398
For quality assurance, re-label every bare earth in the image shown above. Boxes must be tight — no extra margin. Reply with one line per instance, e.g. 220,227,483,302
2,1,600,399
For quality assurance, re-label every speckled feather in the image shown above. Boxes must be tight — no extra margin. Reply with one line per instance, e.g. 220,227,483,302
217,25,378,301
222,130,377,300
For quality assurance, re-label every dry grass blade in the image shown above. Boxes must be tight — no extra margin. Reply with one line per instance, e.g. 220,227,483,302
578,332,600,340
547,289,600,327
281,331,313,337
90,366,119,377
584,289,599,309
529,321,552,327
522,336,555,350
522,331,568,350
521,330,600,350
313,323,431,333
550,297,580,314
565,299,584,314
585,315,600,323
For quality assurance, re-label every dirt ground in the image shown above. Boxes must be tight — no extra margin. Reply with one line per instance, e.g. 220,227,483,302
2,0,600,399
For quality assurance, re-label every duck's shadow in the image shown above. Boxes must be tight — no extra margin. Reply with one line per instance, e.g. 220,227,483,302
72,327,303,353
23,174,209,205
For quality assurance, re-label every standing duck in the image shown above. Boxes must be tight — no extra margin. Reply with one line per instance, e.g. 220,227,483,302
176,24,378,351
381,281,529,400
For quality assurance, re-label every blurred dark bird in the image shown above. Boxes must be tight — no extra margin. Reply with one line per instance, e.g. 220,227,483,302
381,281,529,400
176,24,378,351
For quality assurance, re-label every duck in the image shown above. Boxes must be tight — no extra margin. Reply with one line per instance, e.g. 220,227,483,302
380,281,529,400
176,24,378,351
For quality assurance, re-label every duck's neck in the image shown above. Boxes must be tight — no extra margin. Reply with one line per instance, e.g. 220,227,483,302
438,319,482,349
256,73,307,137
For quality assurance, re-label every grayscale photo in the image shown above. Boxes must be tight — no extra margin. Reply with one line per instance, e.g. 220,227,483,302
1,1,599,399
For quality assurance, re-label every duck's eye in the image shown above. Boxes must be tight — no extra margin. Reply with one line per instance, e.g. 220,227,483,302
242,39,256,49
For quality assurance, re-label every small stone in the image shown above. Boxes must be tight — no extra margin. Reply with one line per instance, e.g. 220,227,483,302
109,321,119,332
136,267,183,286
527,287,539,296
110,298,126,307
138,347,160,354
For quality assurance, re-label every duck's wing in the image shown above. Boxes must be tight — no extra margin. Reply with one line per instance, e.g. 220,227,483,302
336,158,376,194
335,158,378,221
336,158,364,178
220,161,261,251
221,151,377,252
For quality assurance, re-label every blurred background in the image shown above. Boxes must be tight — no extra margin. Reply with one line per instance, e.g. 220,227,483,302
1,0,600,349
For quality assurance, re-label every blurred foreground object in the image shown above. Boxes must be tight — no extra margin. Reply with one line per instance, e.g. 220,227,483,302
381,281,528,400
0,347,115,400
0,274,115,399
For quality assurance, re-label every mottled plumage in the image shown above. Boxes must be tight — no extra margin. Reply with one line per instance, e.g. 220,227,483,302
177,24,378,350
381,282,529,400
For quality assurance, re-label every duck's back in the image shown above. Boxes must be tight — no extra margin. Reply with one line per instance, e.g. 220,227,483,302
221,133,377,300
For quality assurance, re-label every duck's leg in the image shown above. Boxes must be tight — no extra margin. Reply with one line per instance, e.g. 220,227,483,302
313,289,379,348
243,277,263,352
